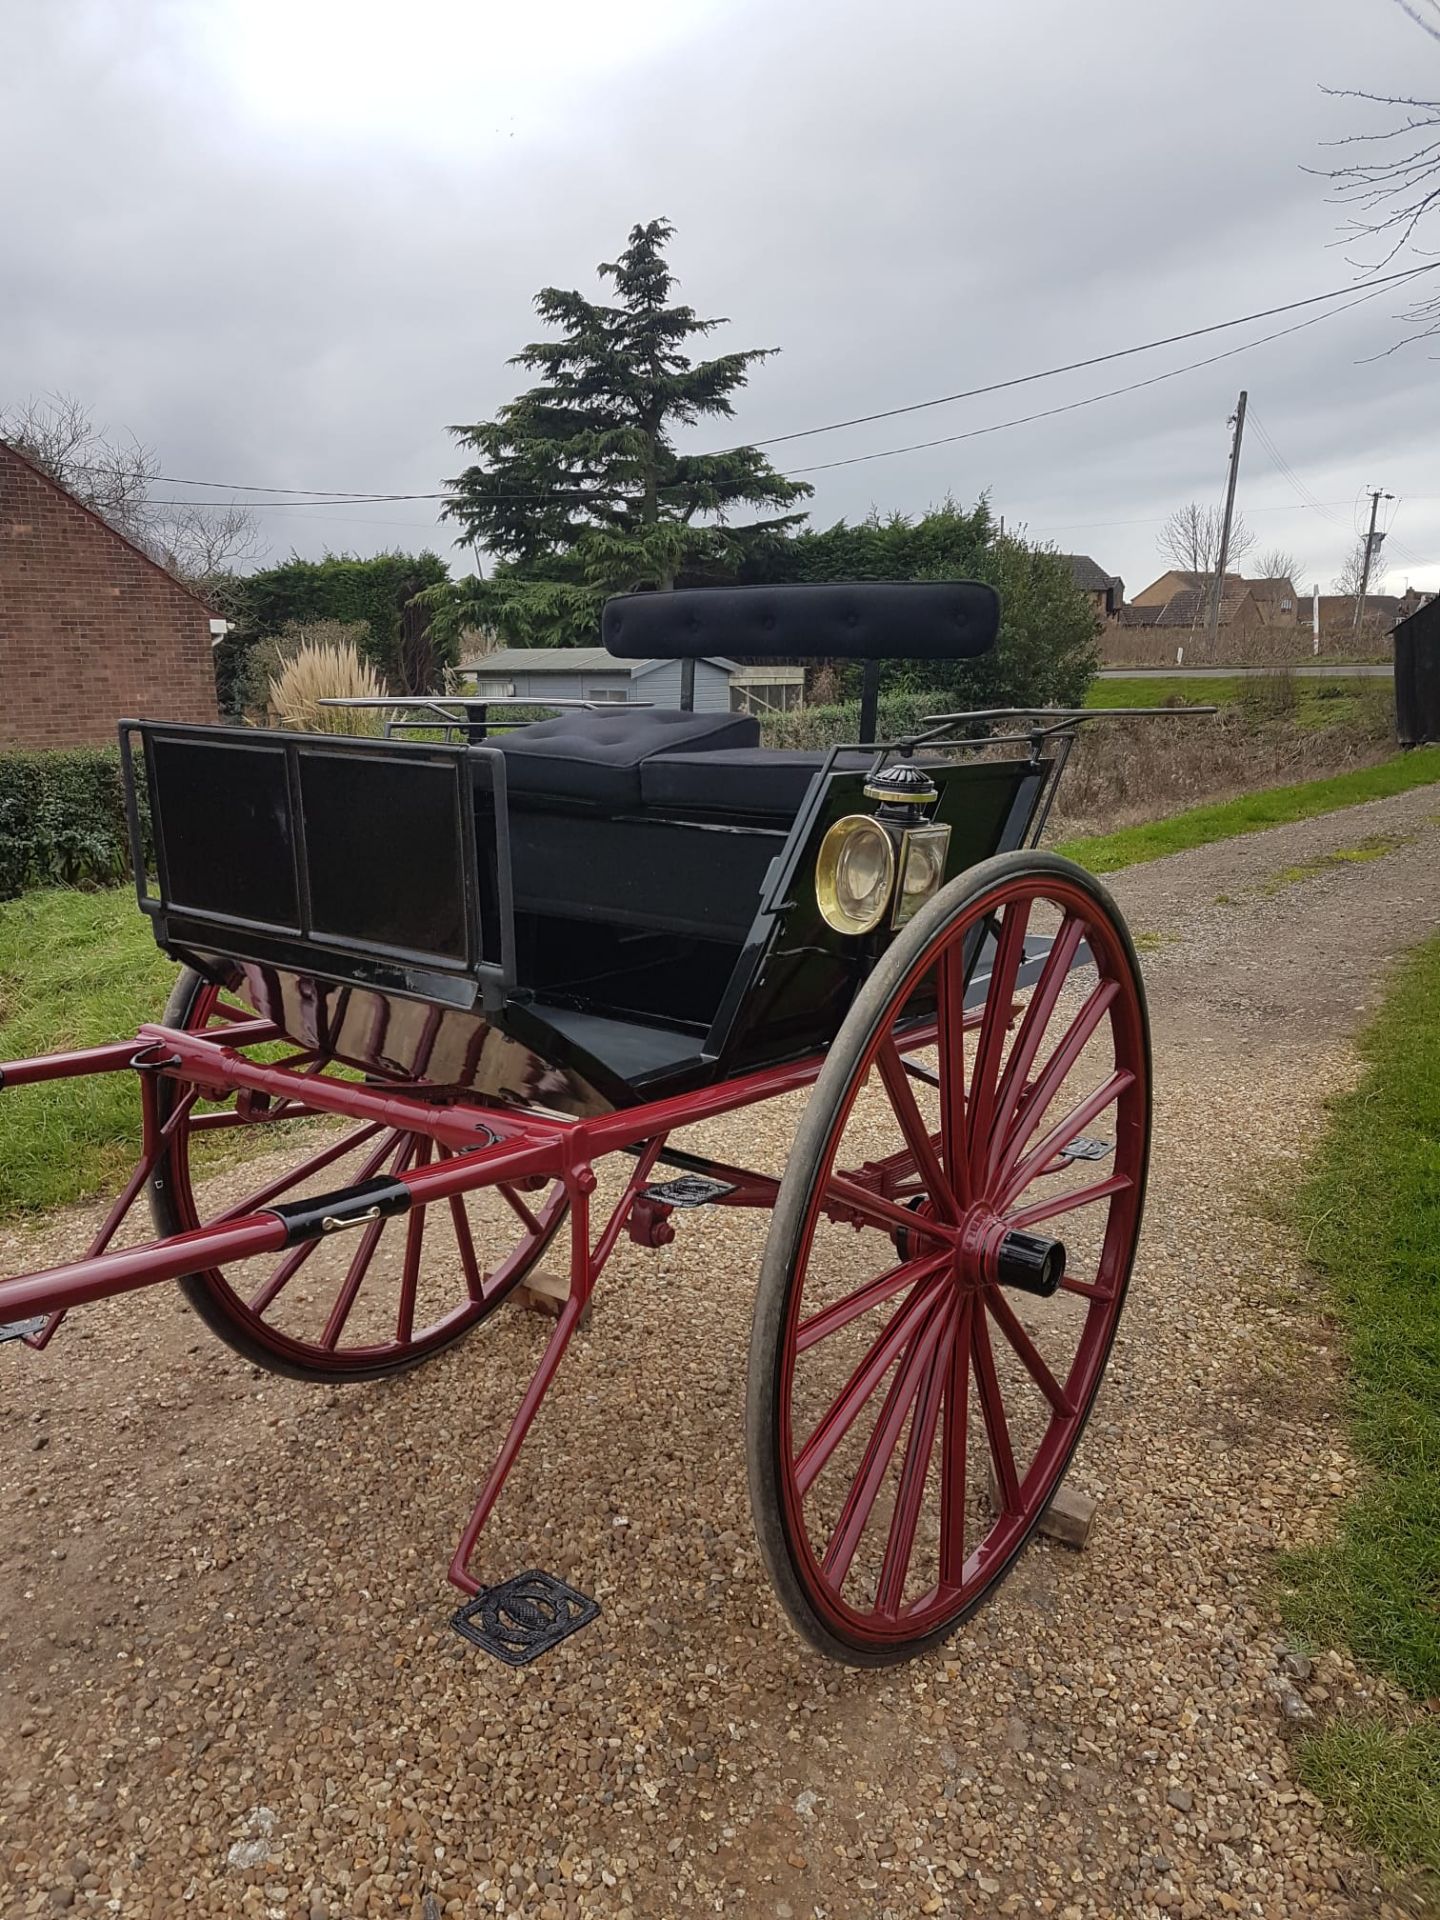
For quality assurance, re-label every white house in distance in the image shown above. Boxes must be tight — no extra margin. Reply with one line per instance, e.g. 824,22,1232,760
456,645,804,715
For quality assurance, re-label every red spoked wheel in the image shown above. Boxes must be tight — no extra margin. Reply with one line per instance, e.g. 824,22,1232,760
747,852,1150,1664
149,968,568,1381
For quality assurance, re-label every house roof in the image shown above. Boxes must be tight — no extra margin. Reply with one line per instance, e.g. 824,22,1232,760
0,438,218,615
1393,593,1438,634
463,646,736,675
1119,585,1253,629
1060,554,1121,593
1135,570,1244,596
1246,576,1298,600
1316,594,1407,625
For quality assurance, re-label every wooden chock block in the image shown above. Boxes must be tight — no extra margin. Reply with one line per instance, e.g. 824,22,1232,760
987,1465,1097,1549
513,1267,592,1329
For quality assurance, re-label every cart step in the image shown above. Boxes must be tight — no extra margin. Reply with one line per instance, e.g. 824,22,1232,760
450,1570,599,1665
0,1317,47,1346
1059,1136,1112,1162
640,1172,737,1209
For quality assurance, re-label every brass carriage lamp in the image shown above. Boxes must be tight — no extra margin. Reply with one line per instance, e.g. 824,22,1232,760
815,764,952,935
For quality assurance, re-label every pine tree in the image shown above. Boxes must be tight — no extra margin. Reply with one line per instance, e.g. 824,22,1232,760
442,220,811,644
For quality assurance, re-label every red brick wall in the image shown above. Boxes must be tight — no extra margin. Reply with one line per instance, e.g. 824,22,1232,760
0,442,219,750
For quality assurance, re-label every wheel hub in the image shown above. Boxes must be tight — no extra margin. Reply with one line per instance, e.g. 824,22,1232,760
956,1207,1066,1298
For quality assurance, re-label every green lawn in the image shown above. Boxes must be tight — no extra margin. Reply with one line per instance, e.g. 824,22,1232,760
0,888,177,1215
1087,675,1248,709
1088,674,1388,731
1279,934,1440,1878
1056,746,1440,873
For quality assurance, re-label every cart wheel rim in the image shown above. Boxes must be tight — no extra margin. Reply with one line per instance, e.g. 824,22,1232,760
760,859,1149,1656
152,976,567,1379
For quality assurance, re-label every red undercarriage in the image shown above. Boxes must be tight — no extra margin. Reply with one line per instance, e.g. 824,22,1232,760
0,1009,974,1595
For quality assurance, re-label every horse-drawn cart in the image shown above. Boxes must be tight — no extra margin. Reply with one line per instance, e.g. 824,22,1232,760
1,583,1185,1665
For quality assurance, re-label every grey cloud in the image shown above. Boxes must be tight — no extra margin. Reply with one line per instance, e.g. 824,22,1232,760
2,0,1436,594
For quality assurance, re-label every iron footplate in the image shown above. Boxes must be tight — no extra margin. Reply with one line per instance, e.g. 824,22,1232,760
1059,1136,1113,1162
0,1317,48,1345
450,1570,600,1665
639,1172,737,1209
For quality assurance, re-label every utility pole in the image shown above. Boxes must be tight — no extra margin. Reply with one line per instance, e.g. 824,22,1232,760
1206,389,1247,644
1353,487,1393,637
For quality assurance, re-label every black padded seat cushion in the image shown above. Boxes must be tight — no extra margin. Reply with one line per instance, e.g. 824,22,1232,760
497,707,759,805
641,748,873,816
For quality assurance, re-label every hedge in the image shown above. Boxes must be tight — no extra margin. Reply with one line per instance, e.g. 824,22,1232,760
0,747,146,900
759,694,953,750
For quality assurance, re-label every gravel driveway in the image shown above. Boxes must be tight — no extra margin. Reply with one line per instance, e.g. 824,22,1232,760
3,784,1440,1920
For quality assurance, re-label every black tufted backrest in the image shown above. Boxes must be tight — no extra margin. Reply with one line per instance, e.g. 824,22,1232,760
602,581,1000,662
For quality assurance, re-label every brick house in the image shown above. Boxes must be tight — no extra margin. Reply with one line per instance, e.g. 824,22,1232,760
0,440,218,750
1059,554,1124,620
1126,571,1295,631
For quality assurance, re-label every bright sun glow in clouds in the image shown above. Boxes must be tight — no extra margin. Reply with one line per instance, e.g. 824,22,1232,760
177,0,720,153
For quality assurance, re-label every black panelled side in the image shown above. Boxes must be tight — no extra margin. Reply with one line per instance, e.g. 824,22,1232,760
149,736,299,928
299,751,469,961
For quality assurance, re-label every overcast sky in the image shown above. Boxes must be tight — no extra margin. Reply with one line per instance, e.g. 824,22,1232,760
4,0,1438,598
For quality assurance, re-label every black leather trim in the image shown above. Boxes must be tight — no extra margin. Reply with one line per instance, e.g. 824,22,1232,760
603,581,1000,662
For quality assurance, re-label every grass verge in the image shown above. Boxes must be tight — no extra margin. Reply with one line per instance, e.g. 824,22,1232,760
1088,674,1384,730
1278,934,1440,1878
1056,745,1440,873
0,888,176,1216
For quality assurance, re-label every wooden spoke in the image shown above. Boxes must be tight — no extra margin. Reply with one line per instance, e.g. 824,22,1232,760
938,1294,974,1589
318,1134,417,1351
395,1137,433,1344
1059,1274,1115,1302
986,914,1085,1159
248,1238,321,1316
152,969,568,1381
820,1297,951,1588
934,945,974,1210
823,1172,955,1246
985,1289,1076,1417
990,977,1119,1187
875,1311,956,1617
796,1250,950,1356
498,1183,542,1236
876,1039,956,1220
212,1121,386,1224
1006,1172,1132,1233
1000,1069,1134,1209
971,1305,1021,1513
966,899,1032,1168
793,1272,948,1497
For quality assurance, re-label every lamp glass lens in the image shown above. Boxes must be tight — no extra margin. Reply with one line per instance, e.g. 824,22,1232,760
893,824,952,927
815,816,897,933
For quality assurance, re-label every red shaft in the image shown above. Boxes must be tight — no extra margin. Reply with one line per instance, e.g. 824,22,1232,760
0,1214,288,1321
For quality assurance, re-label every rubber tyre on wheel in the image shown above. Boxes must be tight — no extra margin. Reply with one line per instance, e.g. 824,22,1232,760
746,851,1151,1665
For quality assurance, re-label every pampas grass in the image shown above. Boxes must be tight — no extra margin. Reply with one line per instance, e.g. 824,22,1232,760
267,639,385,736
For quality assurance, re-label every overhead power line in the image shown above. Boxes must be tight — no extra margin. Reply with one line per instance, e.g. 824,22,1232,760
1244,409,1351,531
61,258,1440,508
735,258,1440,453
777,280,1403,478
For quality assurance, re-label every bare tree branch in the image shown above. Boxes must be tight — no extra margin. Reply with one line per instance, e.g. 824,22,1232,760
151,503,265,585
1254,547,1302,585
1333,533,1388,598
1,390,159,542
1313,4,1440,341
1157,500,1254,578
1,389,264,585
